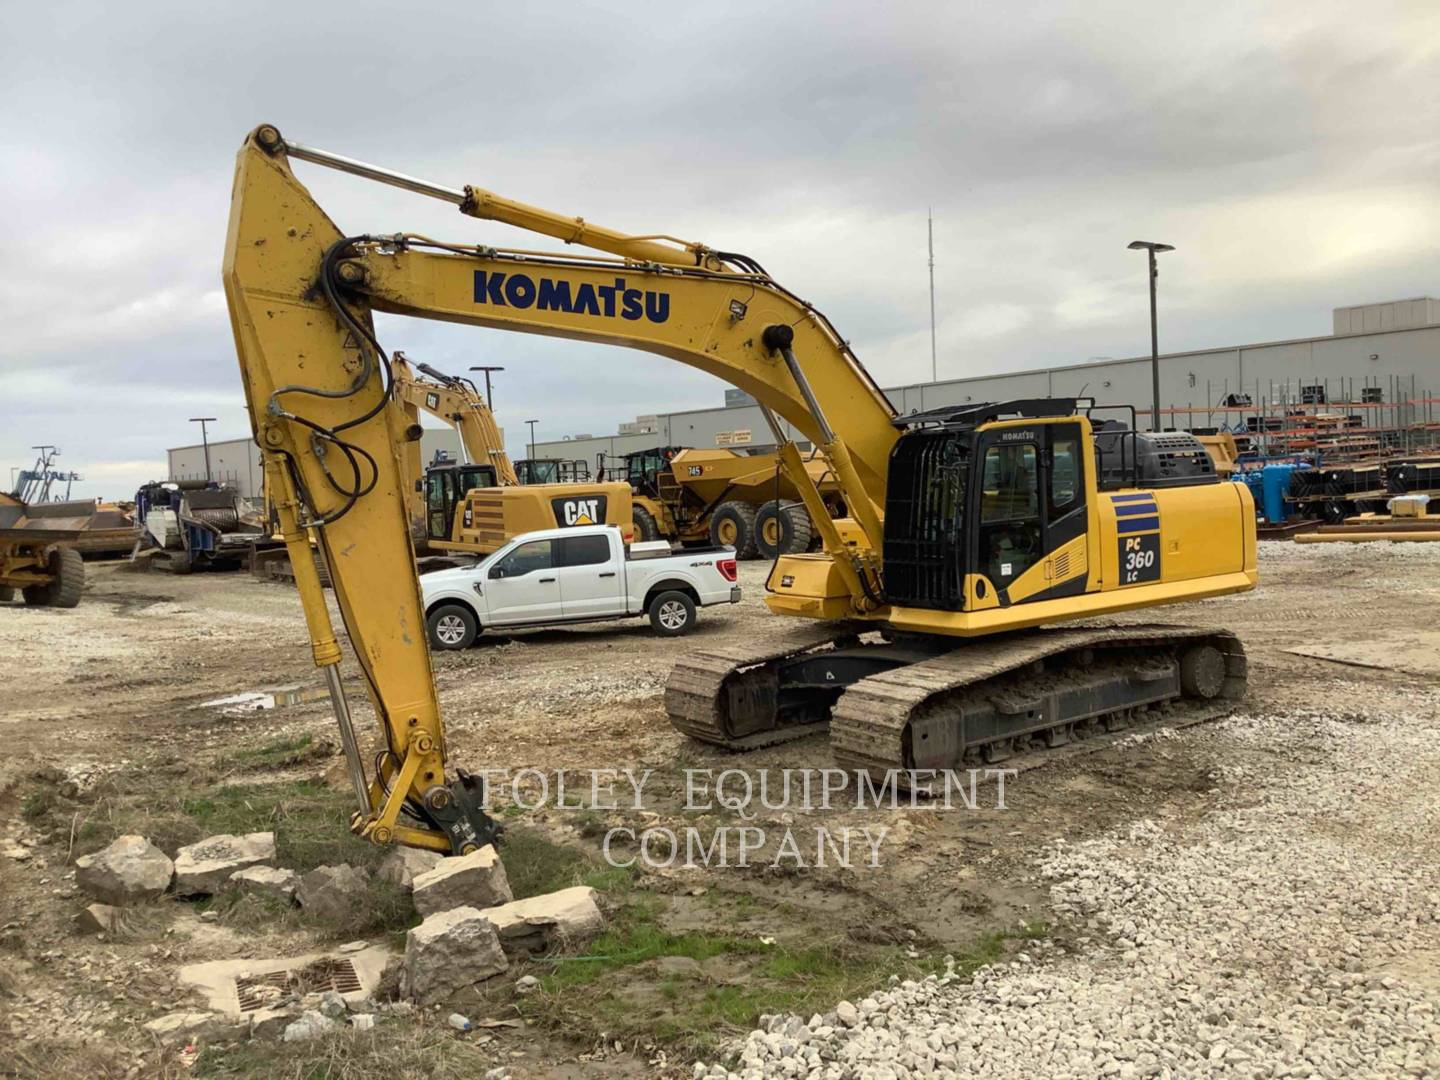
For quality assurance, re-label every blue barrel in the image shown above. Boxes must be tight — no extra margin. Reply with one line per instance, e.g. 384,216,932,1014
1260,464,1301,524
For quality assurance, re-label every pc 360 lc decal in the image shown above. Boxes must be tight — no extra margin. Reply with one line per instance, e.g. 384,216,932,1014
1112,493,1161,585
552,496,608,527
474,272,670,324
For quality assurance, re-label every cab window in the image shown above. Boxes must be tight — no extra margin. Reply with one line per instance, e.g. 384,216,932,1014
1050,438,1080,514
561,534,610,567
493,539,553,577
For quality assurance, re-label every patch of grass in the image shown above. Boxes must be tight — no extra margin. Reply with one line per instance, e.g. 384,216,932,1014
217,733,328,771
21,788,58,821
498,825,592,900
0,1040,134,1080
523,901,1051,1054
194,1017,498,1079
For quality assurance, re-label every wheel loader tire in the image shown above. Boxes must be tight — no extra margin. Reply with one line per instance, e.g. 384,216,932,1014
21,547,84,608
0,586,13,603
708,501,758,558
632,505,661,543
755,501,815,558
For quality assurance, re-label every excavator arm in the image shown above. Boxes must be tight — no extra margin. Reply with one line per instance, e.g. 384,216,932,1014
391,354,518,486
224,124,898,851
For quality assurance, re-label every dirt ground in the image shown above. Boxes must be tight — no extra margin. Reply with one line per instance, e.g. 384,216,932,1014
1,541,1438,1077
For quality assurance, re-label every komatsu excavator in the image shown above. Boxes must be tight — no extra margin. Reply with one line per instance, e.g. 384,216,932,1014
224,125,1255,853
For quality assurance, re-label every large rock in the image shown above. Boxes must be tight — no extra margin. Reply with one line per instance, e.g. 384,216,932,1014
377,847,444,892
481,886,604,953
173,832,275,895
297,864,370,922
411,845,512,917
74,835,173,905
282,1010,338,1042
76,903,128,935
224,864,300,905
404,905,508,1004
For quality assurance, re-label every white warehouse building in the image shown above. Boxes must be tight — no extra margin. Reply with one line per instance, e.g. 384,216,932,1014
166,429,465,503
532,299,1440,464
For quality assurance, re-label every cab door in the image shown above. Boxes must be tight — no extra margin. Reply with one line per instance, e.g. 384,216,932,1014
555,533,625,618
426,469,456,541
970,423,1088,605
483,538,561,624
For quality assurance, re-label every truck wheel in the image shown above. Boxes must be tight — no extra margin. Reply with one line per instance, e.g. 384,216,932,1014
21,547,85,608
427,604,478,650
708,501,758,558
0,586,13,603
632,505,661,542
755,501,815,558
648,590,696,637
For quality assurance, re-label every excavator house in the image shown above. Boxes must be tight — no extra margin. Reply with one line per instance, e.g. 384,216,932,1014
224,125,1256,854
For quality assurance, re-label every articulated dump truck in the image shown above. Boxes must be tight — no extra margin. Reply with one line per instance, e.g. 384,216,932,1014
607,446,844,558
0,493,90,608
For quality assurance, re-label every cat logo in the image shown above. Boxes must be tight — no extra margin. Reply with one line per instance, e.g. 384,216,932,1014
425,392,440,410
551,495,608,526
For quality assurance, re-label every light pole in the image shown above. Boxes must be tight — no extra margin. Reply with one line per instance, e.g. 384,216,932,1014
189,417,218,483
1127,241,1174,432
469,365,504,409
525,419,538,461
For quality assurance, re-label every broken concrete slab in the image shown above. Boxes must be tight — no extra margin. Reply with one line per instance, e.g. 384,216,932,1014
411,845,512,917
377,846,444,892
75,835,173,905
143,1009,248,1046
404,905,508,1004
296,863,369,922
76,902,128,935
178,945,396,1017
173,832,276,895
224,864,299,905
480,886,604,953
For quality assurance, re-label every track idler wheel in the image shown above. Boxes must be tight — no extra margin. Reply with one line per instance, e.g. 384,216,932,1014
1179,644,1226,699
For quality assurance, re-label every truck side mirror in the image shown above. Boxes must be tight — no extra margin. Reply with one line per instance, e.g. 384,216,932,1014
489,566,506,579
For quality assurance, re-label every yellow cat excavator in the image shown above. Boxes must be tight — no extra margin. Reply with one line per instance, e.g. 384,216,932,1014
390,354,631,555
224,125,1255,853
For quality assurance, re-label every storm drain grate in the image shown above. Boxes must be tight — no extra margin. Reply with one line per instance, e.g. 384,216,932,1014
233,957,362,1013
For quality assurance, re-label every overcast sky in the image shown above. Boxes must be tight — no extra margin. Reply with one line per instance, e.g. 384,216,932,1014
3,1,1438,500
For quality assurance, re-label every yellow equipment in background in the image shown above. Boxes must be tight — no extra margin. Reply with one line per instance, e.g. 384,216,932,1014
392,354,632,557
224,125,1255,852
0,493,86,608
605,446,843,558
1196,432,1239,476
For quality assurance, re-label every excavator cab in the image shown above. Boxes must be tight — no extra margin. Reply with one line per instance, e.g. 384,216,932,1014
882,400,1228,615
424,462,498,542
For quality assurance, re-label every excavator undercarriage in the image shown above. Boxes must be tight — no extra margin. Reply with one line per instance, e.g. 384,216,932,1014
667,624,1245,777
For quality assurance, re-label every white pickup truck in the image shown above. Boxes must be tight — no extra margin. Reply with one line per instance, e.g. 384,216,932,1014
421,524,741,649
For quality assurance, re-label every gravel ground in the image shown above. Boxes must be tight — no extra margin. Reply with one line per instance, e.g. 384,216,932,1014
701,695,1440,1079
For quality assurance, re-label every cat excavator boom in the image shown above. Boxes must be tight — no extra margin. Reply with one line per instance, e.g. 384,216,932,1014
224,125,1255,852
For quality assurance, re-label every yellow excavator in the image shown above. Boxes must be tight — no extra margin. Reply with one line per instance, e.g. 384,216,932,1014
224,125,1255,853
390,354,632,555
